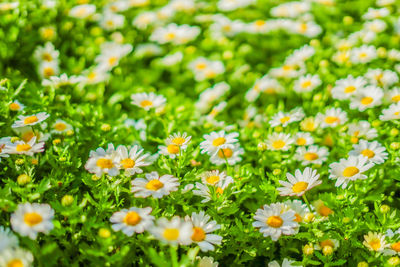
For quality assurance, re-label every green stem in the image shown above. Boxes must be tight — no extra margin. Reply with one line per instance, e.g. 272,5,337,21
302,193,312,212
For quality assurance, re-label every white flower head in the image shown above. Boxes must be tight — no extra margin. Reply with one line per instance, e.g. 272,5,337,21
278,167,322,196
131,171,179,198
110,207,154,236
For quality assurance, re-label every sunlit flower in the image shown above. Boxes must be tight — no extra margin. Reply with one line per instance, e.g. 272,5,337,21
363,232,387,253
315,107,347,128
110,207,154,236
265,133,293,151
295,145,329,165
84,144,119,177
278,167,321,196
131,171,179,198
116,145,151,176
12,112,49,128
0,247,34,267
200,131,239,156
158,132,191,159
4,137,45,156
0,226,18,251
131,92,166,111
150,216,193,245
269,108,304,127
349,140,388,164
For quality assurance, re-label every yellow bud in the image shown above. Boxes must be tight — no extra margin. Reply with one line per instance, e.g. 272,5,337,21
53,139,61,145
98,228,111,238
313,93,322,101
17,174,31,185
304,213,315,223
303,244,314,255
185,46,196,54
310,39,320,47
257,142,267,151
390,142,400,150
322,245,333,255
275,126,283,132
61,195,74,206
31,159,39,165
371,120,381,127
377,47,387,58
223,51,233,60
252,131,261,139
357,262,368,267
380,204,390,214
390,128,399,136
59,157,67,162
389,256,400,266
343,16,354,25
92,175,101,181
15,159,25,165
101,124,111,132
272,169,281,176
342,217,350,223
319,60,329,68
66,130,74,136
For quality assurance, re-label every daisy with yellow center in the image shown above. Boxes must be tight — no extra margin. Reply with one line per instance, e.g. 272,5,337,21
84,144,119,177
200,130,239,156
131,92,166,111
4,137,45,156
116,145,151,176
9,100,25,112
12,112,49,128
350,86,383,112
0,247,34,267
294,74,321,93
294,132,314,146
185,211,222,252
316,107,348,128
269,108,304,127
131,171,179,198
10,203,54,240
313,200,334,217
349,140,388,165
329,155,375,188
201,170,231,186
283,200,309,227
347,121,378,143
363,232,387,253
266,133,294,151
110,207,154,236
380,102,400,121
210,143,244,166
159,132,192,159
149,216,193,245
331,75,367,100
69,4,96,19
350,45,377,64
314,239,340,255
188,57,225,81
278,167,321,197
253,203,298,241
51,119,72,134
295,145,329,166
193,175,234,203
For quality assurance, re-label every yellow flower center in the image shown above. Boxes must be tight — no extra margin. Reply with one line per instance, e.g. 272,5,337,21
206,175,220,185
172,137,186,145
196,63,207,70
21,131,35,143
304,152,319,161
24,212,43,226
43,67,55,77
24,115,39,125
296,138,306,146
255,20,265,27
191,227,206,242
145,180,164,191
391,242,400,252
7,259,24,267
280,116,291,124
42,53,52,61
163,228,179,241
266,215,283,228
344,86,356,93
108,56,118,66
320,240,335,248
300,23,308,32
294,213,302,222
318,205,333,216
88,72,97,81
123,211,141,226
395,111,400,116
272,140,285,149
342,166,359,177
369,238,381,251
282,65,292,71
96,158,114,169
121,158,135,169
392,95,400,102
292,181,309,193
140,100,153,108
16,144,32,152
301,80,312,88
212,137,226,147
359,52,367,58
165,32,176,40
167,144,180,154
218,148,233,158
9,102,20,111
361,97,373,105
361,149,375,159
54,122,67,131
216,187,224,195
324,116,339,124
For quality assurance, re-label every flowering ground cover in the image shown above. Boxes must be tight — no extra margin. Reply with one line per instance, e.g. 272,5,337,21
1,0,400,266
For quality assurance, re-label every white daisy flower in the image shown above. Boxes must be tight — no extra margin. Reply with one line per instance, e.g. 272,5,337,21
100,12,125,31
0,226,18,251
315,107,348,128
131,92,166,111
195,256,219,267
33,42,59,63
42,73,84,88
293,74,321,93
149,216,193,245
265,133,293,151
331,75,367,100
84,144,119,177
253,203,298,241
13,126,49,143
386,87,400,103
363,7,390,19
350,45,377,64
115,145,151,176
200,131,239,156
110,207,154,236
365,69,398,88
380,102,400,121
283,200,309,224
278,167,321,196
0,137,12,161
350,86,383,111
269,108,304,127
347,121,378,143
294,132,314,146
8,100,25,112
209,143,244,166
217,0,254,11
295,145,329,166
293,21,322,37
131,171,179,198
193,176,234,203
4,137,45,156
150,23,200,45
11,203,54,240
82,66,110,85
200,170,231,186
158,132,192,159
329,155,375,188
12,112,50,128
0,247,34,267
268,258,298,267
188,57,225,81
349,140,388,164
363,232,388,253
185,211,222,252
51,119,72,134
69,4,96,19
38,61,59,79
314,238,340,251
245,76,283,102
384,241,400,256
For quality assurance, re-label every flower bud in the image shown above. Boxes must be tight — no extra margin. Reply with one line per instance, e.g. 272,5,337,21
17,174,31,185
61,195,74,206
